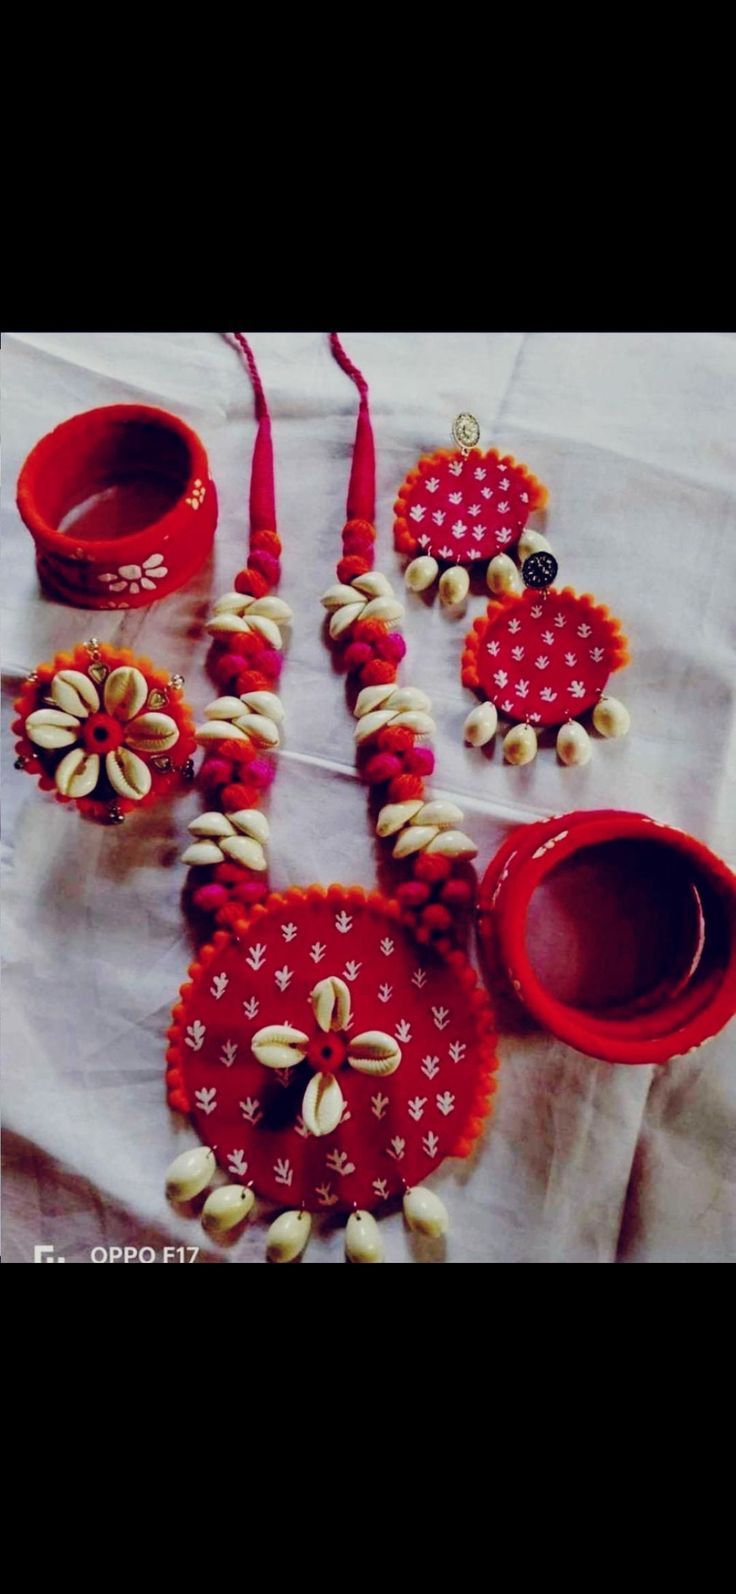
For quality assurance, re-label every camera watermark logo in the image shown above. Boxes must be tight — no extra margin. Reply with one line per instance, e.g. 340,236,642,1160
34,1244,66,1263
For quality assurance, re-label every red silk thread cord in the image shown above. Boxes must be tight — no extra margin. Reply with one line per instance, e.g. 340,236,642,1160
226,333,276,533
329,333,376,525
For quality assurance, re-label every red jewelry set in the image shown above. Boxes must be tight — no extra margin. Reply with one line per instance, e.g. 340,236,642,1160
12,333,736,1262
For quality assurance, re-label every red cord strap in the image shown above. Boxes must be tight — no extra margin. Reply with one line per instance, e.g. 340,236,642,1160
329,333,376,525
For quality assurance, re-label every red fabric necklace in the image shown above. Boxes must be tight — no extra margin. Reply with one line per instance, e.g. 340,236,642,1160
165,336,498,1261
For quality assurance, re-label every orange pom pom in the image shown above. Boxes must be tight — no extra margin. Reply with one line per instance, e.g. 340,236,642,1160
378,725,415,754
343,518,376,543
237,669,272,694
221,782,261,810
234,568,269,598
337,555,371,584
353,618,388,646
361,659,397,686
250,529,282,555
388,773,424,803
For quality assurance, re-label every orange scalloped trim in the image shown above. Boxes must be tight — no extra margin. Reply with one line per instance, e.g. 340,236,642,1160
167,881,499,1159
462,586,631,693
394,446,549,558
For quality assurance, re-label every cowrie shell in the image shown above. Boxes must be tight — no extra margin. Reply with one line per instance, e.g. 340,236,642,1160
502,723,538,766
213,591,249,615
187,812,237,838
439,567,470,606
238,691,284,723
403,1186,449,1238
301,1071,344,1137
244,615,282,650
405,555,439,592
205,696,245,719
25,708,79,750
354,709,395,744
351,571,394,598
388,710,436,736
425,829,478,859
346,1210,383,1264
556,721,592,766
233,713,280,748
251,1024,309,1070
376,800,424,837
593,696,630,738
519,528,553,563
219,835,267,870
103,666,148,721
54,747,100,798
124,712,179,754
464,702,498,746
227,809,270,844
266,1210,312,1263
202,1185,255,1233
354,684,397,717
329,602,364,640
206,612,250,636
487,553,522,595
348,1031,402,1075
106,746,152,800
50,669,100,717
311,975,351,1032
359,596,404,624
393,824,440,858
246,596,293,624
182,840,225,866
195,720,249,743
321,583,361,611
411,801,464,829
165,1146,215,1202
384,687,432,714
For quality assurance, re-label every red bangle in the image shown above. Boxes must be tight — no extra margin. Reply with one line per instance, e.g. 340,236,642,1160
17,404,217,608
478,810,736,1065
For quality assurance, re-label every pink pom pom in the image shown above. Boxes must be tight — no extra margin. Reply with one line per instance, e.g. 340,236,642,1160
249,757,276,788
343,642,373,672
234,878,269,905
199,757,234,791
214,651,245,686
193,883,229,912
252,647,283,679
249,550,281,585
377,630,406,663
363,752,402,785
404,746,435,776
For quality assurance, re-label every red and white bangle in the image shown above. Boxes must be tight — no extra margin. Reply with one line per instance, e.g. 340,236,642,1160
16,403,217,608
478,809,736,1065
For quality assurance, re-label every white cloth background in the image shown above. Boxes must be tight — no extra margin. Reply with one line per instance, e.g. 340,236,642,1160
2,330,734,1265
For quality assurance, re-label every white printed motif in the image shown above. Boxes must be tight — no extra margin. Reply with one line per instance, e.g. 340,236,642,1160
239,1097,262,1125
401,453,535,557
98,552,168,595
408,1096,428,1122
432,1006,450,1031
325,1148,355,1178
387,1136,406,1162
246,943,267,971
195,1086,217,1115
274,965,293,991
186,1020,206,1052
211,973,229,1001
380,938,395,958
310,942,327,964
343,960,362,981
412,968,427,989
281,922,298,943
422,1131,440,1159
395,1019,412,1043
243,996,260,1020
436,1091,455,1116
274,1157,293,1188
227,1149,248,1177
373,1178,390,1201
335,910,353,934
378,982,393,1004
422,1055,441,1080
449,1041,466,1064
371,1092,390,1120
220,1039,238,1068
316,1182,339,1207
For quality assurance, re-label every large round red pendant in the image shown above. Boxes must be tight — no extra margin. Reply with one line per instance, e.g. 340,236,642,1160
168,885,498,1212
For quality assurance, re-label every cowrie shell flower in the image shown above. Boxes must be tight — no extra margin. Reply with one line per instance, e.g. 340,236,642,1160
25,664,180,802
250,972,403,1139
